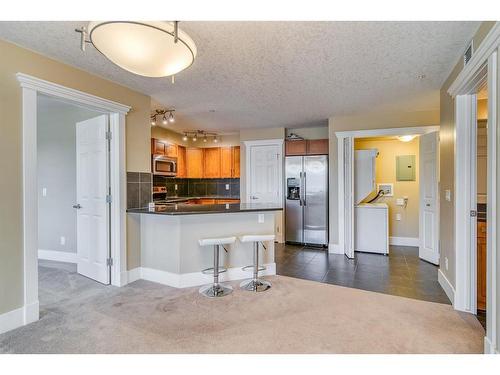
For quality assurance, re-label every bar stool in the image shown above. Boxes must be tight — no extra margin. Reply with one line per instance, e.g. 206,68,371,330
198,236,236,298
239,234,275,292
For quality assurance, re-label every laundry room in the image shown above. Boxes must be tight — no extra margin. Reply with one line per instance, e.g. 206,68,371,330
354,135,420,253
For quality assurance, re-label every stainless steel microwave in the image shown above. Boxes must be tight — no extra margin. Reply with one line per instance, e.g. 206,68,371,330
152,155,177,176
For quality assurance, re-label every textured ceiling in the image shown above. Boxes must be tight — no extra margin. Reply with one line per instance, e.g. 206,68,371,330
0,21,480,132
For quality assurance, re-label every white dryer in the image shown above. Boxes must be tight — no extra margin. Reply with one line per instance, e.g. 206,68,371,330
354,203,389,255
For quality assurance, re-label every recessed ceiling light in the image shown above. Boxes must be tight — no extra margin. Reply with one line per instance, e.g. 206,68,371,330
209,109,216,113
417,74,426,80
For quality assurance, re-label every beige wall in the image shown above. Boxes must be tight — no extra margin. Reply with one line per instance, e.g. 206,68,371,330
151,126,240,148
0,39,151,315
328,110,439,246
477,98,488,120
285,125,328,140
439,21,495,288
355,138,420,239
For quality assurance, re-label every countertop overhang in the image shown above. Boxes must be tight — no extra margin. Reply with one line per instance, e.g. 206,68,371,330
127,203,283,216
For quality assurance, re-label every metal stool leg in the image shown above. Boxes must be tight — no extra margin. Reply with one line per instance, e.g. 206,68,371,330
240,242,272,292
199,244,233,298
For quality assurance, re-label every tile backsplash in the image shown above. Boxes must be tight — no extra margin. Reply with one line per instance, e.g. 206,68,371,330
127,172,152,209
127,173,240,208
153,175,240,200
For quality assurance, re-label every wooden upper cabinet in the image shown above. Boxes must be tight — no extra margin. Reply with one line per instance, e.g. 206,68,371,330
186,148,204,178
307,139,329,155
203,147,221,178
152,138,166,155
285,139,328,156
285,140,307,156
220,147,233,178
176,145,187,178
232,146,240,178
165,143,178,158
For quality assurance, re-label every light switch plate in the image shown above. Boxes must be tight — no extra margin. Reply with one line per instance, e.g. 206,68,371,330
395,213,401,221
225,184,230,190
445,189,451,202
60,236,66,246
258,214,265,223
42,187,47,197
396,198,404,206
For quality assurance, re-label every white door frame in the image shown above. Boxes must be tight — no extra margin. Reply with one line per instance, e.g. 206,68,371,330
17,73,130,326
447,23,500,354
335,126,439,257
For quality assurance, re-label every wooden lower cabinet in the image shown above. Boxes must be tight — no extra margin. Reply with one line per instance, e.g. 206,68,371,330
187,198,240,205
203,148,221,178
477,221,487,311
186,148,204,178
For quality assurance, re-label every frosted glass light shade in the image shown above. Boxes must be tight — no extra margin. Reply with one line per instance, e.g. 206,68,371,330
88,21,197,77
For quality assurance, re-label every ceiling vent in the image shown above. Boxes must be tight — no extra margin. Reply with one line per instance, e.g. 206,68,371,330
464,40,474,66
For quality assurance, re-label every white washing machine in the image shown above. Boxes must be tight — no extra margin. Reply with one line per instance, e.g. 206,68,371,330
354,203,389,255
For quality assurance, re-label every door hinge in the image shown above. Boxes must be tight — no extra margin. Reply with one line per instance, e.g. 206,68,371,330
470,210,477,217
105,131,112,140
106,258,113,266
106,194,112,204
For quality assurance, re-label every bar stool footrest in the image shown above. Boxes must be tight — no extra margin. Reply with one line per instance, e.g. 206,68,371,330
201,267,227,275
242,265,266,272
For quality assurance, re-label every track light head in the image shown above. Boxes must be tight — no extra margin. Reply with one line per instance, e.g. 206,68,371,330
168,112,175,123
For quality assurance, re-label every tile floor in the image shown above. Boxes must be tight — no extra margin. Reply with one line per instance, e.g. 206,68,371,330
275,243,451,304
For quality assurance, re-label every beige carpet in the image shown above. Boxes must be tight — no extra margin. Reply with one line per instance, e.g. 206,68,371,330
0,272,484,353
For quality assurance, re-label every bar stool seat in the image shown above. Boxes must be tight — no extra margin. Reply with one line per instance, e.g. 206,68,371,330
239,234,275,292
198,236,236,298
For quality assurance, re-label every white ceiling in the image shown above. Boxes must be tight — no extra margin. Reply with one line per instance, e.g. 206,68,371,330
0,21,479,132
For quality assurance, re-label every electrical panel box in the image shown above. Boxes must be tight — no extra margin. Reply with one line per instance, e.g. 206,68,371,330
396,155,416,181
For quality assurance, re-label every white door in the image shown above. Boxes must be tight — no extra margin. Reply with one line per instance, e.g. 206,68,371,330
419,131,440,265
75,115,110,284
248,144,282,204
344,137,354,258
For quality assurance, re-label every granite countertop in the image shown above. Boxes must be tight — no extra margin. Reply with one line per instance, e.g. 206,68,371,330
156,196,240,203
127,203,282,216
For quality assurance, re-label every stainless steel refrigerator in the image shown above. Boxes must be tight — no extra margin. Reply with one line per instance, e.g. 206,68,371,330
285,155,328,246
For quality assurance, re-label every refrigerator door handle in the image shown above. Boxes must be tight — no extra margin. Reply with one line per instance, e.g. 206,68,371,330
303,172,306,206
299,171,303,206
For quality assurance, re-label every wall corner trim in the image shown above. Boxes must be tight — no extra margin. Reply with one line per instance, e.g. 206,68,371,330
438,269,455,306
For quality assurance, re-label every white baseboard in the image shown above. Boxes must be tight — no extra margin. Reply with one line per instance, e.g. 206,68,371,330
38,249,77,263
0,300,40,335
328,243,343,254
0,307,24,335
389,236,420,247
127,263,276,289
438,269,455,305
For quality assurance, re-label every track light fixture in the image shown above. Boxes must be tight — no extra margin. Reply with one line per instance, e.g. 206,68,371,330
150,109,175,127
181,130,220,143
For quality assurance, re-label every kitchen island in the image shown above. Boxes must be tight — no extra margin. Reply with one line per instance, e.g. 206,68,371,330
127,203,282,288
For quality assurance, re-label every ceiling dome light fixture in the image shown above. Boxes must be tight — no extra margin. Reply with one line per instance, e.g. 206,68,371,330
76,21,197,78
397,135,417,142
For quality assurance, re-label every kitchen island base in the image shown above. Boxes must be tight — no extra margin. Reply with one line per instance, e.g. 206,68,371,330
127,209,279,288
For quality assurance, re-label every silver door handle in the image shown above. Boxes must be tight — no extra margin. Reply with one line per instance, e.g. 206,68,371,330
72,204,82,209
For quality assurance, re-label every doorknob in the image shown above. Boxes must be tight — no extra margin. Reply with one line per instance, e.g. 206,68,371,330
250,196,259,200
72,204,82,209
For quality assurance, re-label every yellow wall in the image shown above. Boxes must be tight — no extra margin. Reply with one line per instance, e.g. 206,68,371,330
355,138,420,239
0,39,151,315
